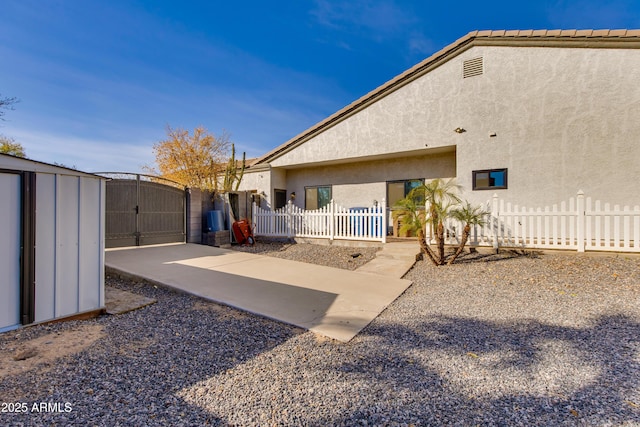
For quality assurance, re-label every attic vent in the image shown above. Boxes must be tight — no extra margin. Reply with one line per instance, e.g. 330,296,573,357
463,57,483,78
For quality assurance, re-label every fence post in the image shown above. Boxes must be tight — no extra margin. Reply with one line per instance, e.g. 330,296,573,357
492,193,499,251
252,201,257,236
577,190,585,252
329,199,335,241
287,200,293,239
270,205,275,235
425,199,431,244
381,198,387,243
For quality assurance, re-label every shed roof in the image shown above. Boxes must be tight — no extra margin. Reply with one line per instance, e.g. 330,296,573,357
0,153,107,178
252,29,640,166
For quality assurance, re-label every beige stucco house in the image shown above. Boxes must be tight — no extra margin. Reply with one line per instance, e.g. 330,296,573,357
239,29,640,217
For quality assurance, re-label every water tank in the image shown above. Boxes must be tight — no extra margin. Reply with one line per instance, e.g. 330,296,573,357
206,210,225,232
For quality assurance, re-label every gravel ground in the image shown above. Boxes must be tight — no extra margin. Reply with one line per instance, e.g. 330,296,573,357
1,248,639,426
230,239,380,270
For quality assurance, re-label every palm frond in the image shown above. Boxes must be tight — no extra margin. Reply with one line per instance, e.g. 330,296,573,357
450,201,489,227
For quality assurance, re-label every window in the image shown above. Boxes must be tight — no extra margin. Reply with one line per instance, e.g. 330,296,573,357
305,186,332,210
473,169,508,190
387,179,423,207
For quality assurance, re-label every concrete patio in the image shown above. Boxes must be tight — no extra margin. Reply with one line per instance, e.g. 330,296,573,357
105,243,417,342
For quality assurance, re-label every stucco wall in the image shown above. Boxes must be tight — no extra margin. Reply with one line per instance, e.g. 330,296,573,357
269,45,640,209
332,183,385,208
237,169,270,207
285,152,455,209
456,45,640,208
237,167,291,209
271,168,287,199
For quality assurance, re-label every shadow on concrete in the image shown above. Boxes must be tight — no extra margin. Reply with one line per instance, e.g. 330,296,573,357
108,262,340,336
105,243,411,342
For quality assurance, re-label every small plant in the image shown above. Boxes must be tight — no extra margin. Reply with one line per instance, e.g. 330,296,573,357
393,192,438,265
422,179,461,265
447,202,489,265
394,178,487,266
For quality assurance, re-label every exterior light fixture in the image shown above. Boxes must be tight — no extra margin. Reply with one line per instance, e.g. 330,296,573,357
454,127,466,134
290,192,296,200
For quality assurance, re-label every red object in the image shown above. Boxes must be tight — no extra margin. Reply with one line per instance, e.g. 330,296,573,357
232,220,254,245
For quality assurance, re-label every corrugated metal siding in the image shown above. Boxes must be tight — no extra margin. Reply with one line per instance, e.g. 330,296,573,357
0,173,21,331
78,178,102,312
99,179,105,309
56,175,80,317
35,174,56,322
34,173,105,323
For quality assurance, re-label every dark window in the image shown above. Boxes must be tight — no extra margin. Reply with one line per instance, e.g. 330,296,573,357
473,169,508,190
274,189,287,210
387,179,424,207
305,186,332,210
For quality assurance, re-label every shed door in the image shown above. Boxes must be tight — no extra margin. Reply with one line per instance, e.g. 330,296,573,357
0,173,21,331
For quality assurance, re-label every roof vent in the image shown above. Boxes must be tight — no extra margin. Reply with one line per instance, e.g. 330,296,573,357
463,57,483,78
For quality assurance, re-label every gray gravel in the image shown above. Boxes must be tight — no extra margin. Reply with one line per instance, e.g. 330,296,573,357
1,248,639,426
231,239,380,270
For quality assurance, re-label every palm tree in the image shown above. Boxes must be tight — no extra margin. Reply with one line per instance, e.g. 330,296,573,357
394,178,461,266
421,179,461,265
447,202,488,265
392,195,439,266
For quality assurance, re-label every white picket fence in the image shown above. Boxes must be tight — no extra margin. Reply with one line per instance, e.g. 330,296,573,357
252,199,387,242
436,191,640,253
251,191,639,252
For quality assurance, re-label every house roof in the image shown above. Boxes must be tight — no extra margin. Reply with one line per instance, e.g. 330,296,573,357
252,29,640,166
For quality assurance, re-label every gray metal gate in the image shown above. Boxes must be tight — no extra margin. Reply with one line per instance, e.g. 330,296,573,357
104,174,186,248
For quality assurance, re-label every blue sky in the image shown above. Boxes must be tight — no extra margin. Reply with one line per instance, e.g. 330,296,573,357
1,0,638,172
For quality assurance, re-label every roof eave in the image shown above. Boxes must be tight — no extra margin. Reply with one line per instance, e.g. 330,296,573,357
254,29,640,166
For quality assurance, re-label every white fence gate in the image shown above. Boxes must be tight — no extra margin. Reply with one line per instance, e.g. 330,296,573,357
252,199,387,243
437,191,640,253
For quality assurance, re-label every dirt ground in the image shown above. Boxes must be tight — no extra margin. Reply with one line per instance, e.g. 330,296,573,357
0,324,104,380
0,285,154,382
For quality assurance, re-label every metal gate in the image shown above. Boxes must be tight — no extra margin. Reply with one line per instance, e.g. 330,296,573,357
104,174,186,248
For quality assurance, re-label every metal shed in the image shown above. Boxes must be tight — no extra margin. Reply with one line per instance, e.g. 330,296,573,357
0,154,106,332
